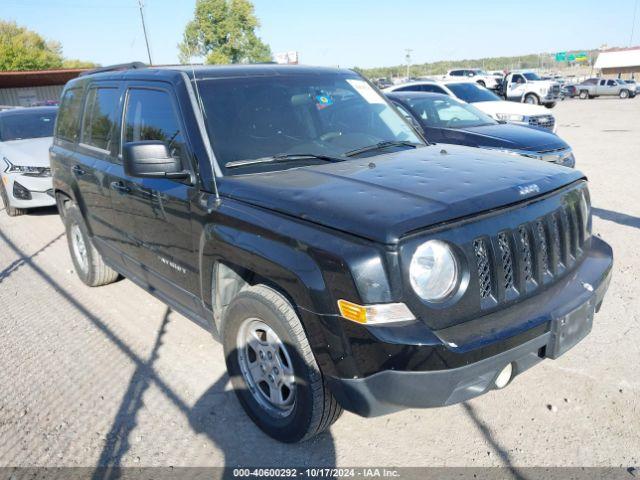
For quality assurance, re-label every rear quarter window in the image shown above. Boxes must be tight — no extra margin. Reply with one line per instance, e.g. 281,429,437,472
56,88,84,142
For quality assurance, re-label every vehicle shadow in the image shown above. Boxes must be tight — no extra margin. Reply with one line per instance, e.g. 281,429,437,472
461,402,527,480
592,207,640,230
0,229,337,479
25,205,59,216
0,232,63,285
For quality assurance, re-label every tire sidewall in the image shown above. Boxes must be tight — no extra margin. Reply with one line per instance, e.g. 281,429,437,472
222,289,317,443
524,94,539,105
620,89,629,99
580,90,588,99
64,206,95,285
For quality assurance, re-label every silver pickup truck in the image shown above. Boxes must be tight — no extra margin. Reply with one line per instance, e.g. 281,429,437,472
577,78,636,99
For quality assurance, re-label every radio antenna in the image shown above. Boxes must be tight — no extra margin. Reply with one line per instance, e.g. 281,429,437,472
137,0,153,65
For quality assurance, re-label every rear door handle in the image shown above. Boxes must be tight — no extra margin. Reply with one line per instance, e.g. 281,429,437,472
110,181,131,194
71,165,86,176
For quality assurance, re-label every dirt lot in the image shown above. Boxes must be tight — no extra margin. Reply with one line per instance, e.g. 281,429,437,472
0,98,638,470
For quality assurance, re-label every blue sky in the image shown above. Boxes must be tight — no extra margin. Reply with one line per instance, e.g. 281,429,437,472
2,0,638,68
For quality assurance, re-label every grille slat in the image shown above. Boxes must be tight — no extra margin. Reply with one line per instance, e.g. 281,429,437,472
497,232,514,291
518,225,534,284
536,220,550,276
474,239,492,299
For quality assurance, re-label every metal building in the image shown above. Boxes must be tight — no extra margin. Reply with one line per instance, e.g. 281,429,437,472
594,47,640,77
0,69,87,107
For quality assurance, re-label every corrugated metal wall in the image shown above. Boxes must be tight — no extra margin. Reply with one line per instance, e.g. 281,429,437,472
0,85,64,106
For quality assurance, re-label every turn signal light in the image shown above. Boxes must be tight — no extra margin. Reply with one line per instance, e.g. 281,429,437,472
337,299,415,325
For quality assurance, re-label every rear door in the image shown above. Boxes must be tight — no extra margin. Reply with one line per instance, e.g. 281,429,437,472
118,83,201,310
76,82,126,258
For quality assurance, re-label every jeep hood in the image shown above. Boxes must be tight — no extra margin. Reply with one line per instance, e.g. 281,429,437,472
221,144,584,244
0,137,53,167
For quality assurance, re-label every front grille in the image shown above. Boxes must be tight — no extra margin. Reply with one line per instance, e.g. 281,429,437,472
529,115,555,131
472,198,588,308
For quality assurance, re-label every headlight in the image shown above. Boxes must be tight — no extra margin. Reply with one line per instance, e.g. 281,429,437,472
3,157,51,177
409,240,459,302
495,113,525,122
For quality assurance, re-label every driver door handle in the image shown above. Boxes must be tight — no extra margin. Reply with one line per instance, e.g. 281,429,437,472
110,181,131,195
71,165,86,176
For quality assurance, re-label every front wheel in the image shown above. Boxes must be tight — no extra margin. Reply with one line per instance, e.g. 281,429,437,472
524,93,539,105
0,183,27,217
477,80,486,88
63,204,119,287
545,102,557,109
223,285,342,443
619,89,629,99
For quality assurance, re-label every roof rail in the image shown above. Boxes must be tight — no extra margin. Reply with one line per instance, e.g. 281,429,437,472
79,62,148,77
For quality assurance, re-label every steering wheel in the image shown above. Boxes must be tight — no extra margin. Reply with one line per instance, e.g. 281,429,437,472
446,117,462,127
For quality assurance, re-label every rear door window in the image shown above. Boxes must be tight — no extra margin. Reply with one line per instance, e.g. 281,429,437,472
56,88,84,142
81,87,120,151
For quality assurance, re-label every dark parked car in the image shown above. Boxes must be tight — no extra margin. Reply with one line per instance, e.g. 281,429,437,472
51,64,612,443
387,92,575,167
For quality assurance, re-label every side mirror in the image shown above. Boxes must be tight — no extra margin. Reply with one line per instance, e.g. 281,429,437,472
123,141,190,180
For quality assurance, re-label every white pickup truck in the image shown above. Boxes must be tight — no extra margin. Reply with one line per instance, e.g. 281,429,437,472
501,71,561,108
445,69,502,90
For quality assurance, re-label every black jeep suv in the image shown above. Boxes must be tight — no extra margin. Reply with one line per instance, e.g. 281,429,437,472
51,64,613,443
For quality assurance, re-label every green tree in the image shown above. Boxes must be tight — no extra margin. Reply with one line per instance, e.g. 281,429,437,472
0,21,64,71
178,0,271,65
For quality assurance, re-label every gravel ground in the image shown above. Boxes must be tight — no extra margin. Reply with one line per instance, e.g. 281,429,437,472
0,98,638,470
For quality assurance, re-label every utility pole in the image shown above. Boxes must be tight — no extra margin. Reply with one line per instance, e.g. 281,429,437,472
631,0,639,46
138,0,153,65
405,49,413,79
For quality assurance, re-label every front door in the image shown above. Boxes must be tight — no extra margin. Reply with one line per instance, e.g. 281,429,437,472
118,84,201,311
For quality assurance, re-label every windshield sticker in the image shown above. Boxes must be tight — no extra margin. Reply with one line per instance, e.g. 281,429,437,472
346,79,385,104
315,93,334,110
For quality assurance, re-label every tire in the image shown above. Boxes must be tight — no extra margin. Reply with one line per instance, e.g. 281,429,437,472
579,90,589,100
223,284,342,443
545,102,556,109
63,204,119,287
524,93,539,105
477,80,486,88
619,89,629,99
0,182,27,217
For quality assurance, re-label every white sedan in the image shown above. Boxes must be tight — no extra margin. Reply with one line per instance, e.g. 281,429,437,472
384,79,557,133
0,107,57,216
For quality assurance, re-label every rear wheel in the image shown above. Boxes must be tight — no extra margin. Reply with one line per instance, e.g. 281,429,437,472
579,90,589,100
524,93,539,105
545,102,557,109
619,89,629,99
477,80,486,88
223,285,342,443
64,204,119,287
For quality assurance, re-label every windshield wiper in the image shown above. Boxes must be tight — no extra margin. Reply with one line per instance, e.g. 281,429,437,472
345,140,422,158
226,153,344,169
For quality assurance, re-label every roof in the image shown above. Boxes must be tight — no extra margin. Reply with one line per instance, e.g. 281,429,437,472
0,106,58,117
386,91,449,99
79,64,353,83
594,48,640,69
0,69,88,88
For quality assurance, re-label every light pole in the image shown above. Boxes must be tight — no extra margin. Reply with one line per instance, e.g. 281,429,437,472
138,0,153,65
405,49,413,79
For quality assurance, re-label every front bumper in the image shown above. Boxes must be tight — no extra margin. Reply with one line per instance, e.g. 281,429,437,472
327,236,612,417
1,173,55,209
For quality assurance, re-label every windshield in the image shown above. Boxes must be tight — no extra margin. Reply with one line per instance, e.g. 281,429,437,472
403,95,496,129
0,110,57,141
446,82,501,103
523,72,542,81
197,73,424,173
